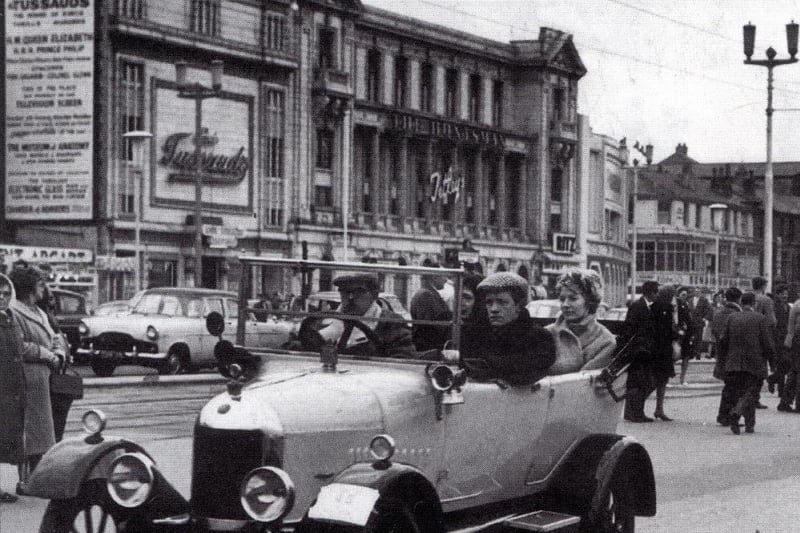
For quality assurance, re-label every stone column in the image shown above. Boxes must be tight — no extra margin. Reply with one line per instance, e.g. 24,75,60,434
399,134,409,221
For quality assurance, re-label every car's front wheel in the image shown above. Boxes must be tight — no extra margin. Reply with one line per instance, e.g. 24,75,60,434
158,349,188,375
39,483,120,533
90,360,116,377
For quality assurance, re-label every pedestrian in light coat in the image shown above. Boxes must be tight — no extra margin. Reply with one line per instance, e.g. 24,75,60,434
9,267,65,492
718,292,775,434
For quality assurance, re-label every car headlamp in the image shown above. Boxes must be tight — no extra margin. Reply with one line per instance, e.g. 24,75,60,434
369,434,396,461
146,325,158,341
240,467,295,523
82,409,107,435
78,322,89,336
106,453,155,508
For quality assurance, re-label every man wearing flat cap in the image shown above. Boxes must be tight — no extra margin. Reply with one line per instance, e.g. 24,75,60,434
302,272,416,358
460,272,556,386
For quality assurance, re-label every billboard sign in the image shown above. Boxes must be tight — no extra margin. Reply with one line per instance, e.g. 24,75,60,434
4,0,95,220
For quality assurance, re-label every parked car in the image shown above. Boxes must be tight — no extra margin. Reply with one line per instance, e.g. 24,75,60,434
49,287,90,360
77,287,292,376
26,258,656,532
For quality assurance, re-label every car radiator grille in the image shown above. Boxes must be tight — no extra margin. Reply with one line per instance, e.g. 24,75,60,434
92,332,135,351
191,425,278,520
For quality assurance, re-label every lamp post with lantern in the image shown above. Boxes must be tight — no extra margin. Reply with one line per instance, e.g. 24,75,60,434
743,21,798,293
174,60,224,288
122,130,153,293
629,141,653,304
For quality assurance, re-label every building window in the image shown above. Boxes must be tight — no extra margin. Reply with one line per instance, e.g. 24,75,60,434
366,49,381,103
551,167,563,202
118,0,147,18
487,160,498,225
506,157,520,228
550,213,562,233
360,132,373,213
420,62,433,113
469,74,481,122
315,185,333,208
465,152,476,223
492,80,503,127
394,56,407,107
318,27,336,69
793,177,800,196
445,68,458,118
263,89,285,227
190,0,220,36
657,199,671,225
119,61,144,215
695,203,702,228
148,259,178,288
316,129,334,170
265,13,286,51
415,146,427,218
552,86,565,122
389,145,400,215
606,209,622,243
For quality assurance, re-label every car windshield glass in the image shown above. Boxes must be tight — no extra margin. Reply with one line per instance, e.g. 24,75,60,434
132,293,187,316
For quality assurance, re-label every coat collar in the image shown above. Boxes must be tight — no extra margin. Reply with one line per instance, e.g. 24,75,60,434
10,299,51,331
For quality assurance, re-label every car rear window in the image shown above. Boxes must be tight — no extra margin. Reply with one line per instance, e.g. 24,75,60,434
57,293,85,314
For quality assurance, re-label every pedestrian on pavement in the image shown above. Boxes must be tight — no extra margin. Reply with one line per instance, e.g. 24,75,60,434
717,292,775,434
461,272,556,386
410,259,453,352
712,287,743,425
650,284,682,421
768,285,791,398
36,285,72,443
689,287,714,360
675,287,694,386
704,290,725,360
751,276,778,409
0,274,26,503
778,292,800,412
546,268,616,374
8,267,65,494
622,280,660,423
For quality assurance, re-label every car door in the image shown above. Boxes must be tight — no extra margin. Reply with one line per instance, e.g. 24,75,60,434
437,378,551,512
226,298,260,347
524,371,623,485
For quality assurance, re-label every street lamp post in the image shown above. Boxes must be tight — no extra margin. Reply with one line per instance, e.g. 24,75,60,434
175,60,224,288
123,130,153,293
710,203,728,292
743,21,798,293
629,141,653,303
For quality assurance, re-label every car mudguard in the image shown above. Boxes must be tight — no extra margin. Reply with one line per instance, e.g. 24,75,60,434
24,434,155,500
547,433,656,517
307,461,445,532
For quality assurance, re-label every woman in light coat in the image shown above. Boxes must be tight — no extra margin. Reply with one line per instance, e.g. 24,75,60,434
8,267,64,492
546,268,616,375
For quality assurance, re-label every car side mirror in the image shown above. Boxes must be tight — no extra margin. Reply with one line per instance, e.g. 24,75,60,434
206,311,225,337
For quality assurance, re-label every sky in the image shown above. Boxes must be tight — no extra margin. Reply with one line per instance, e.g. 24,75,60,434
363,0,800,165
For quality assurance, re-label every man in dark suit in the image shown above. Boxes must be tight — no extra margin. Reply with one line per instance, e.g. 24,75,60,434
688,287,714,359
718,292,775,434
712,287,742,425
623,281,660,422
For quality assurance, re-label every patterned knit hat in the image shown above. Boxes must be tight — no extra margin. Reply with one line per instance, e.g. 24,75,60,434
477,272,529,304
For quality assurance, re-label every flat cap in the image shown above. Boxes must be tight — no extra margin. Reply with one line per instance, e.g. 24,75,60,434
333,272,379,290
477,272,529,303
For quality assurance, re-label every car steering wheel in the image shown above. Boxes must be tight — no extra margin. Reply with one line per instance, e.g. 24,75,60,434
298,316,385,356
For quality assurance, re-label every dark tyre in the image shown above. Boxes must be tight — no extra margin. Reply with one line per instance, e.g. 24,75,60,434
158,350,188,375
586,467,635,533
365,498,423,533
39,482,120,533
90,360,116,377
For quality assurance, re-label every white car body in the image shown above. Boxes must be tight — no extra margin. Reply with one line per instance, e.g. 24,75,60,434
78,288,292,375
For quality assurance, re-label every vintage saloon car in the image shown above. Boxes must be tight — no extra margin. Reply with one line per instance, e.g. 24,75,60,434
26,258,655,532
76,287,292,376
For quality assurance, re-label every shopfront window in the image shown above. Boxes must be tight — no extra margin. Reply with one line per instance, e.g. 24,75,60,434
148,259,177,288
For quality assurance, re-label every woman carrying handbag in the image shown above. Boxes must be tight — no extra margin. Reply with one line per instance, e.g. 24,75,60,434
8,267,64,494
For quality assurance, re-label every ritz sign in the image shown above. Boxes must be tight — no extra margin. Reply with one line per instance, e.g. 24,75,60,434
430,166,463,204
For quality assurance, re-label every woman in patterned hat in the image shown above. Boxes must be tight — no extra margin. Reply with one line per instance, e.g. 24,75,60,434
546,268,616,375
460,272,555,386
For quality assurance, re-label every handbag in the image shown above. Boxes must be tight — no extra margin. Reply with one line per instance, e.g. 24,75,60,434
50,364,84,400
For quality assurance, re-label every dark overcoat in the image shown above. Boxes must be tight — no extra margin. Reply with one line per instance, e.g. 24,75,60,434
461,308,556,386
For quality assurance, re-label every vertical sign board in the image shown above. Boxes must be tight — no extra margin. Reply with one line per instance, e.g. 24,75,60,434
4,0,94,220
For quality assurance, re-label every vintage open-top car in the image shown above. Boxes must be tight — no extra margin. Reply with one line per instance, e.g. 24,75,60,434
26,257,655,532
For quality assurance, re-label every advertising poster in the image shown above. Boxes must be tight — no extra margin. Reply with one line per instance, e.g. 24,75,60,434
4,0,95,220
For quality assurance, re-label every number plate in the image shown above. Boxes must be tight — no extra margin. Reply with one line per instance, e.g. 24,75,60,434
307,483,380,526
